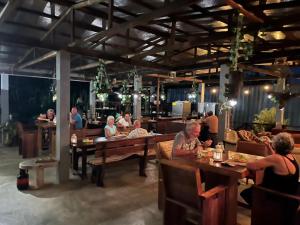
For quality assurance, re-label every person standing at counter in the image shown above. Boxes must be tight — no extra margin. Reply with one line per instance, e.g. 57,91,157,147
204,111,218,148
70,107,83,129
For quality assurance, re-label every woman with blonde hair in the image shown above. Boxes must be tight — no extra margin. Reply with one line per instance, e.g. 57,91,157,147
104,116,119,138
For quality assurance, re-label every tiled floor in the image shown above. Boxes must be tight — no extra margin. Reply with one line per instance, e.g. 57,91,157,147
0,146,251,225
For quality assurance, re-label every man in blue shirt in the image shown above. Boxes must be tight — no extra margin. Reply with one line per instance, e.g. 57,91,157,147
70,107,83,129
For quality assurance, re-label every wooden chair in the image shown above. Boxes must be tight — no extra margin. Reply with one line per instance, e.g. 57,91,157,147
16,122,38,158
155,140,174,210
160,159,226,225
236,141,271,156
252,183,300,225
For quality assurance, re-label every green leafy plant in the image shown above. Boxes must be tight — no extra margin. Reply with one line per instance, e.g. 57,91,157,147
253,107,288,133
93,60,111,102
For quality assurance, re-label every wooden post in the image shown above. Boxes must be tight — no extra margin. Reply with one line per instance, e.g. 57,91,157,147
1,73,9,124
133,75,142,119
156,78,160,115
275,78,286,128
56,50,70,183
219,64,231,141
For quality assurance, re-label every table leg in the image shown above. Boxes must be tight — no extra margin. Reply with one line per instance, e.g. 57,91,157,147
81,147,87,179
139,146,148,177
205,172,238,225
72,146,79,171
35,167,44,188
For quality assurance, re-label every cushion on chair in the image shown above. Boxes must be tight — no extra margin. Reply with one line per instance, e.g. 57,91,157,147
158,140,174,160
224,129,238,144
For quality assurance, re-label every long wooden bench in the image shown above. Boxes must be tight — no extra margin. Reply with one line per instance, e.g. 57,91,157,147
88,133,176,187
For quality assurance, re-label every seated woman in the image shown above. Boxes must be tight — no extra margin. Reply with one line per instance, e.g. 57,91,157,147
241,132,299,206
104,116,119,138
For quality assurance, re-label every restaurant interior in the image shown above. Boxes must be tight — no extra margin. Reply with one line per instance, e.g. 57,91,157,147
0,0,300,225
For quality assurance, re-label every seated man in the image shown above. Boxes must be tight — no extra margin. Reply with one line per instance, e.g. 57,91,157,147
37,108,55,121
127,120,148,138
70,107,83,129
117,113,132,128
172,121,212,159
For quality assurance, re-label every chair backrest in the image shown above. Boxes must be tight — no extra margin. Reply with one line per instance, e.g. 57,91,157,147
160,159,202,210
224,129,238,143
291,134,300,144
236,141,269,156
252,183,300,225
95,136,148,158
83,128,102,138
156,140,174,160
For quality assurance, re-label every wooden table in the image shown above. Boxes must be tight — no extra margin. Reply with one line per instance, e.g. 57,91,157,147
177,151,264,225
72,133,168,179
36,121,56,156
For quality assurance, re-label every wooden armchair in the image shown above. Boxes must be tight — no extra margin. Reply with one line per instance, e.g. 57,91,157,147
252,183,300,225
16,122,38,158
236,141,271,156
160,159,226,225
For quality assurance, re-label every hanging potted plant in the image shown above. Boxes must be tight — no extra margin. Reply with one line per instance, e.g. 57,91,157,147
93,60,111,104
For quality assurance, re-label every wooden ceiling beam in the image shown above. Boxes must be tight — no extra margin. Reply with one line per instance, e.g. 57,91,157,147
0,0,20,25
190,4,227,24
0,32,171,70
130,0,156,10
69,0,200,47
153,0,300,24
46,0,179,42
100,1,189,36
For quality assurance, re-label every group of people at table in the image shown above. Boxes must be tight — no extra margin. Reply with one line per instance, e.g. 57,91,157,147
38,107,299,207
173,120,299,207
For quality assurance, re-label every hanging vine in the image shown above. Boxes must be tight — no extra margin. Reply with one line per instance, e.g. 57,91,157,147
229,14,254,72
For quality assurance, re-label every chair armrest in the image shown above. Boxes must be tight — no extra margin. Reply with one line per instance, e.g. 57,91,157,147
200,185,226,200
254,185,300,202
223,140,237,145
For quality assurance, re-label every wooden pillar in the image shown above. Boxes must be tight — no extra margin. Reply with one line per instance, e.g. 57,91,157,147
200,83,205,103
219,64,231,141
1,73,9,124
133,75,142,119
108,0,114,29
89,81,96,119
156,78,160,115
56,50,70,183
275,78,286,128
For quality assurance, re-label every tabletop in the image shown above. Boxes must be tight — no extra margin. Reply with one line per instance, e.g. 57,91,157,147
178,151,264,179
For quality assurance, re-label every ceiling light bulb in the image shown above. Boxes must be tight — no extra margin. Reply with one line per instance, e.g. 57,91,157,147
244,90,250,95
229,99,237,107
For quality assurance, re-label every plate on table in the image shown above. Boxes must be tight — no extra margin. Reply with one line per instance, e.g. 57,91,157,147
229,153,249,164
